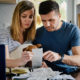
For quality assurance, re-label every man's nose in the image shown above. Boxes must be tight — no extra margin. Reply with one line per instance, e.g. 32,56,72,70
46,22,50,26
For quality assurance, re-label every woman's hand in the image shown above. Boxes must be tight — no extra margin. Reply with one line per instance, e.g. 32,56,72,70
19,51,33,66
41,62,48,68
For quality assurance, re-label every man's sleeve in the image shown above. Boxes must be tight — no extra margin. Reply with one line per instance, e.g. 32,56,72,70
70,26,80,47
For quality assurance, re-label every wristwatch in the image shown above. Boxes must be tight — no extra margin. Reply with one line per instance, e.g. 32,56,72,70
58,53,64,62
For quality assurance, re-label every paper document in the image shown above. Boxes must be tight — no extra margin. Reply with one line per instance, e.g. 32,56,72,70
12,68,75,80
32,48,43,68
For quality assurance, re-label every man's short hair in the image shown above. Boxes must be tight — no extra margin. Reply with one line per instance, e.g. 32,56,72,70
39,0,60,15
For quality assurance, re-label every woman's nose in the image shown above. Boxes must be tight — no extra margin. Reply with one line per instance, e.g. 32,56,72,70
25,17,32,21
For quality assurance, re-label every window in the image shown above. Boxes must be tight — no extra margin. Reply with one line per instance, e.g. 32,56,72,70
55,0,67,21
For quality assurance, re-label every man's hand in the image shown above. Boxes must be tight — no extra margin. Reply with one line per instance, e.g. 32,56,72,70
43,51,61,62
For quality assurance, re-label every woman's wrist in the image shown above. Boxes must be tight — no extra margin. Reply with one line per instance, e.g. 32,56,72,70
16,58,23,67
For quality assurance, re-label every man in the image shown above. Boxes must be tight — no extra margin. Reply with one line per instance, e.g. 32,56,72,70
33,0,80,78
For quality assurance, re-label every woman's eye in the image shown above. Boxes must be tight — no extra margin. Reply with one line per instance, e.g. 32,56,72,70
29,15,33,19
22,16,26,18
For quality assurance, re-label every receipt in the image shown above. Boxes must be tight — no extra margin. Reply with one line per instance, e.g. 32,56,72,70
32,48,43,68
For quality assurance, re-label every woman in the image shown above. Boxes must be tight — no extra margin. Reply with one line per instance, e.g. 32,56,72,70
0,0,36,68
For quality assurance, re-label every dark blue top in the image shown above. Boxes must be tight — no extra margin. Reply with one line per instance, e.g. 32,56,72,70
33,21,80,74
0,45,6,80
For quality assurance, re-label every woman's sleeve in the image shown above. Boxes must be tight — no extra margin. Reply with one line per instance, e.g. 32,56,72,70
0,28,20,52
0,28,9,45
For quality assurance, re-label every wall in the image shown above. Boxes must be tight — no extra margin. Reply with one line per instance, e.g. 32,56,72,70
0,3,16,28
74,0,77,25
77,5,80,14
76,2,80,27
74,0,80,26
76,0,80,5
67,0,75,24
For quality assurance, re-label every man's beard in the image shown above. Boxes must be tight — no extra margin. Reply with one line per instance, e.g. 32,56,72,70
45,26,58,31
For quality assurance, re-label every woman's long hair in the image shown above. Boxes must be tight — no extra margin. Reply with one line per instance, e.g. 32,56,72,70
10,0,36,42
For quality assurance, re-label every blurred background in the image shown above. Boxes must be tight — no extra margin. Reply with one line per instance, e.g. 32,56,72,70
0,0,80,28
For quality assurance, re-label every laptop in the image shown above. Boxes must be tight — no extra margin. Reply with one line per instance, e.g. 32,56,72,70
0,45,6,80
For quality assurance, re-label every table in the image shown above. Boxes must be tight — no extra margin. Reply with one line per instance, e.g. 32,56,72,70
6,68,75,80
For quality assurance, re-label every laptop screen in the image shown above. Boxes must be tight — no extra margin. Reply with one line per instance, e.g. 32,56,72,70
0,45,6,80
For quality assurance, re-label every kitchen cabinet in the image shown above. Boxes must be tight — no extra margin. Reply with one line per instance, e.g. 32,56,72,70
0,0,19,4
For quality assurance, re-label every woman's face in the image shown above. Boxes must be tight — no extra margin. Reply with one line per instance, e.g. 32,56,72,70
20,8,34,31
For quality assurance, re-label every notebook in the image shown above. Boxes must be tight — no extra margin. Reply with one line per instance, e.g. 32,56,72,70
0,45,6,80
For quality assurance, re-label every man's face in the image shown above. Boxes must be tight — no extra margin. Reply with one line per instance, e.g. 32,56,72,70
40,10,61,32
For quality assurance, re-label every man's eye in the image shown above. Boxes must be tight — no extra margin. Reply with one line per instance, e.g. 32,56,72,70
49,19,55,22
42,20,46,22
